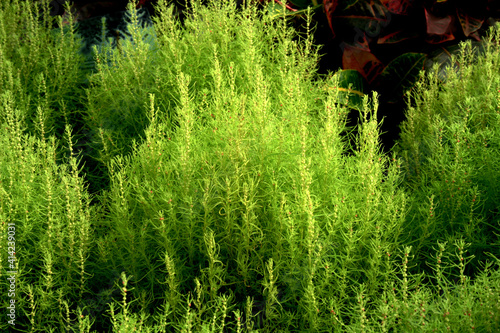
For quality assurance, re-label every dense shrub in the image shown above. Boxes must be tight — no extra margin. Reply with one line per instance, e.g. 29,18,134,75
0,1,498,331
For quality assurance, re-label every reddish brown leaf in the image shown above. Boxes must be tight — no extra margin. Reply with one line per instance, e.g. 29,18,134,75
342,44,384,84
425,9,452,35
348,33,371,52
380,0,414,15
426,33,456,44
327,0,390,43
425,8,455,43
469,31,481,41
456,8,484,37
324,0,340,38
377,29,418,44
335,1,389,27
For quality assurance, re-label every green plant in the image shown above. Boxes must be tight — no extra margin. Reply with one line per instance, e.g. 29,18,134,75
396,26,500,278
0,0,499,332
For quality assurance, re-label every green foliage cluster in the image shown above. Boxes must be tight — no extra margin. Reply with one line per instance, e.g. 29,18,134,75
0,0,499,332
396,32,500,278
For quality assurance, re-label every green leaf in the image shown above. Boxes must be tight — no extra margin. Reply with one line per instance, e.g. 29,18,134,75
267,1,291,19
424,41,485,83
289,0,314,10
323,69,366,111
377,52,426,103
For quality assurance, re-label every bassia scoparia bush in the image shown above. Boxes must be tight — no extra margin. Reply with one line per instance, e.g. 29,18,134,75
396,29,500,278
0,0,499,332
